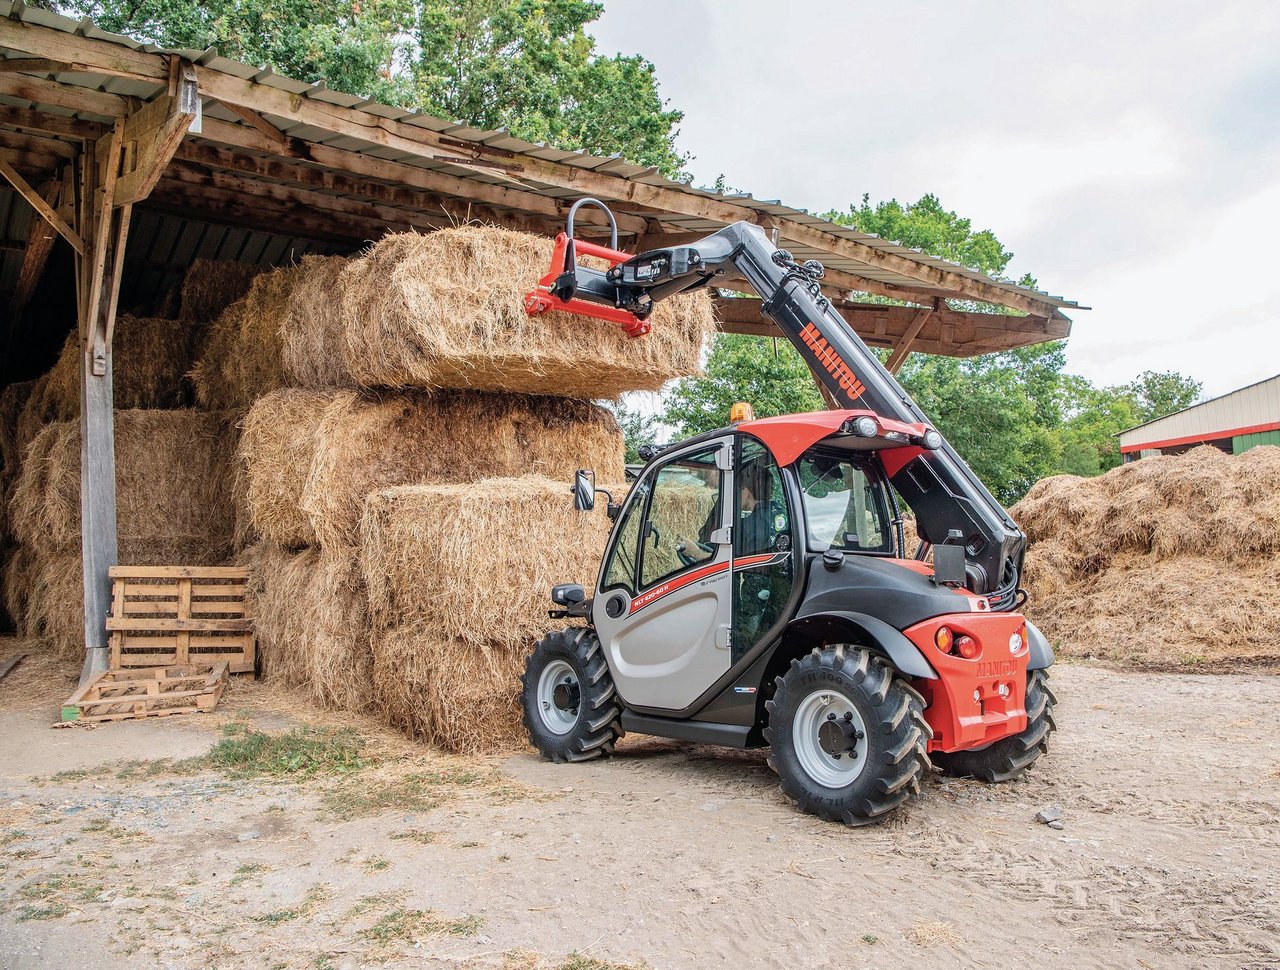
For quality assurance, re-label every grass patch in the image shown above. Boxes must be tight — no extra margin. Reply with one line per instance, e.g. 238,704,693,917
1,829,26,845
250,884,331,926
17,903,69,921
229,863,267,887
390,829,439,845
319,764,510,821
207,726,365,778
358,906,483,951
363,855,391,872
343,890,405,922
558,956,650,970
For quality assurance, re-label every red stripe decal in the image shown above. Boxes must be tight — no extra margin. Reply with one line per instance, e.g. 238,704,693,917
627,553,788,616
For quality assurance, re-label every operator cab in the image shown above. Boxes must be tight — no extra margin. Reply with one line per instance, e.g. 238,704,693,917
581,407,942,716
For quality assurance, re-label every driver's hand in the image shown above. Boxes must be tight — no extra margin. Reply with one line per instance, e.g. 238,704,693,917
678,537,712,562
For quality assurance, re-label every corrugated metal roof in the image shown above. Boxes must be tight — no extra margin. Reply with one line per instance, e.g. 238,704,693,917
0,0,1083,313
1118,374,1280,444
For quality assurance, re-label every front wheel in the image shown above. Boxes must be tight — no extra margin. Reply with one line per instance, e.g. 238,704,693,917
765,646,933,826
932,668,1058,782
520,628,623,762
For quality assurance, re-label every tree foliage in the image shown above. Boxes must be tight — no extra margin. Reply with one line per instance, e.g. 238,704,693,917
60,0,688,176
665,195,1202,503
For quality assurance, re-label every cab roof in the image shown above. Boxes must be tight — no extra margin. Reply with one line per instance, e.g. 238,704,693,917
738,409,931,467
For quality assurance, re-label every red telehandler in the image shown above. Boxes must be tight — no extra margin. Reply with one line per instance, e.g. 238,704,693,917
520,200,1057,825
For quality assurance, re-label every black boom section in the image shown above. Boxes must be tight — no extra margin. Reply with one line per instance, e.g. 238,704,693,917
570,220,1025,596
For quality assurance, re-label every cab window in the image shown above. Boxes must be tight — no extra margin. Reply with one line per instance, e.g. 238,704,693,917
601,479,647,593
796,451,892,553
638,445,723,589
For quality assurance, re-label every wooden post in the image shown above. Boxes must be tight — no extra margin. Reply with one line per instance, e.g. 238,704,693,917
72,62,198,683
76,125,125,683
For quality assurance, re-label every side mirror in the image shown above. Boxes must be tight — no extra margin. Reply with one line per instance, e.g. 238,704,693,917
573,469,596,512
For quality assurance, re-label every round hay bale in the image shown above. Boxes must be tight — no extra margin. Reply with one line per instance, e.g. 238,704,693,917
359,475,611,643
243,542,371,712
179,258,262,324
340,226,715,399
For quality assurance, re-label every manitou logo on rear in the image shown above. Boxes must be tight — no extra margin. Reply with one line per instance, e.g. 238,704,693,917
799,322,866,401
977,660,1014,677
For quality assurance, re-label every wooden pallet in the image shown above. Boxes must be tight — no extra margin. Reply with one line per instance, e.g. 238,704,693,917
107,565,256,674
61,663,229,723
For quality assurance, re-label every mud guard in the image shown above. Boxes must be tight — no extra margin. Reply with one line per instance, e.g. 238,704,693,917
1024,620,1055,670
786,610,938,680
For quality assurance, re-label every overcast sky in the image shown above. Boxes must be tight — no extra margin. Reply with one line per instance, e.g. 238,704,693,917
589,0,1280,396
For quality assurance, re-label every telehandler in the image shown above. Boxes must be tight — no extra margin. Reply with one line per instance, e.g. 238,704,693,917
520,200,1057,825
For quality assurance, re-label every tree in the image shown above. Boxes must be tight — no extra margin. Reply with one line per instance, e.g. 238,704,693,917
1125,370,1202,423
663,334,823,438
608,401,657,464
59,0,688,176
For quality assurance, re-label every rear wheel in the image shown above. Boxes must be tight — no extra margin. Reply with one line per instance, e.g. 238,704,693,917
765,646,932,826
932,668,1057,782
521,628,623,762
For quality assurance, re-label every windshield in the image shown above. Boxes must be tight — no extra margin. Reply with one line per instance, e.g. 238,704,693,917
796,451,893,554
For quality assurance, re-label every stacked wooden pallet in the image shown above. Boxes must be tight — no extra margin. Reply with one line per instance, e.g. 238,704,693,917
59,565,253,724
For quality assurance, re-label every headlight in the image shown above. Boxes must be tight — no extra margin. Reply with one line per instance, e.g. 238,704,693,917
853,416,878,437
922,429,943,450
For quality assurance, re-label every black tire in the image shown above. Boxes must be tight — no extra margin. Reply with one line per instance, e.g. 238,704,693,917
764,645,933,826
932,668,1058,782
520,627,623,763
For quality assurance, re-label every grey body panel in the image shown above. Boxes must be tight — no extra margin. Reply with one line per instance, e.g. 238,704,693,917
593,436,735,711
787,609,938,680
1024,620,1055,670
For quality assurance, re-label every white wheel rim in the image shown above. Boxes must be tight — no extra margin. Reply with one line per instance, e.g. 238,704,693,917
792,689,869,788
537,660,580,735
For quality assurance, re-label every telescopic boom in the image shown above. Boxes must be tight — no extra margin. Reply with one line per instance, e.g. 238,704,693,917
526,206,1025,604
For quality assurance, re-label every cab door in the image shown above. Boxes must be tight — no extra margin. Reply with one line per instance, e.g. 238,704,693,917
593,438,733,711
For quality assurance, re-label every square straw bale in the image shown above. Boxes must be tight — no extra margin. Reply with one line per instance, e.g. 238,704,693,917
339,226,715,399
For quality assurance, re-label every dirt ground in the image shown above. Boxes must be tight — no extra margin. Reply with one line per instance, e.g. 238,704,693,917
1,646,1278,970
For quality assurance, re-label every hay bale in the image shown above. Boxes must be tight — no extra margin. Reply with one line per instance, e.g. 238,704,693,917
363,475,617,754
372,625,524,754
179,258,262,324
1,543,31,633
340,226,715,399
360,475,610,643
191,265,296,411
0,380,38,483
8,411,237,555
1012,446,1280,667
234,389,332,549
243,542,371,712
40,318,201,418
235,390,622,550
279,255,354,388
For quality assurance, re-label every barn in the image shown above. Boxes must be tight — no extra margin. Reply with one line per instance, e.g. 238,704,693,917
0,3,1080,701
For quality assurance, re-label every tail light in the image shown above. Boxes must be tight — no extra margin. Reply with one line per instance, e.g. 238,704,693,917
934,626,953,653
956,635,979,659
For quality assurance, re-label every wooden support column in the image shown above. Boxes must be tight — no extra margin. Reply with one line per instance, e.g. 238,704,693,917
74,59,198,683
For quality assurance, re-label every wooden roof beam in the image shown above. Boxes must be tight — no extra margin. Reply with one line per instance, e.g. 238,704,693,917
712,296,1068,356
885,307,934,374
0,154,83,253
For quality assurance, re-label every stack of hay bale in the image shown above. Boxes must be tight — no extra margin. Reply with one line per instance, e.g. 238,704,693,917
192,225,714,751
1,264,251,651
1012,445,1280,668
1,224,714,750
